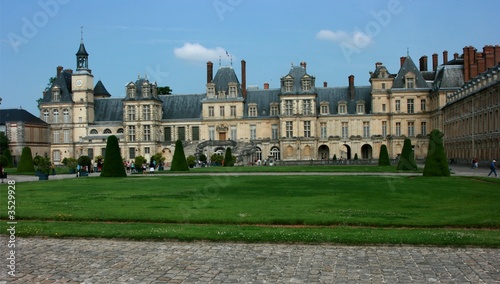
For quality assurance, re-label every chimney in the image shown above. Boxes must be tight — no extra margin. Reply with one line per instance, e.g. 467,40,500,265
443,50,448,64
348,75,355,100
241,60,247,99
463,47,470,82
495,45,500,65
57,66,63,76
419,56,428,71
400,56,406,67
432,53,438,70
477,55,485,74
375,62,383,68
207,61,213,84
454,52,459,60
300,61,307,69
323,81,327,88
483,45,495,69
264,82,269,89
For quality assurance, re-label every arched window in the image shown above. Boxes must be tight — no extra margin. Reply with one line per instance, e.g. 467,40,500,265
103,129,112,134
52,86,61,102
42,109,49,122
63,109,70,123
90,129,98,134
255,147,262,161
117,128,124,133
53,109,59,123
270,147,280,161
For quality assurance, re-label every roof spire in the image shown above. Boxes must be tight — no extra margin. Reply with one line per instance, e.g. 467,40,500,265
80,26,84,43
407,47,409,57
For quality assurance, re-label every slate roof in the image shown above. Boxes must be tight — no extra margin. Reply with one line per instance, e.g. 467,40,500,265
392,56,430,89
317,86,372,114
281,66,316,94
94,98,123,121
76,42,88,56
212,67,243,98
40,71,73,103
160,94,205,120
0,108,48,125
244,89,281,117
94,80,111,98
432,64,464,90
123,78,162,102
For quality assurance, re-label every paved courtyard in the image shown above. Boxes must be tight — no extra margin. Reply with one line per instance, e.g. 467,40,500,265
1,237,499,283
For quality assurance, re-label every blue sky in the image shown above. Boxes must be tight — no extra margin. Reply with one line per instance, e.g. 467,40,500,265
1,0,499,115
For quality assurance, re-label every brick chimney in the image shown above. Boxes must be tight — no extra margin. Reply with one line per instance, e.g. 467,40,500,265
483,45,495,69
454,52,459,60
57,66,63,76
495,45,500,65
432,53,438,71
323,81,327,87
443,50,448,64
207,61,213,84
400,56,406,67
419,56,428,71
463,47,470,82
348,75,355,100
477,53,485,74
241,60,247,99
264,82,269,89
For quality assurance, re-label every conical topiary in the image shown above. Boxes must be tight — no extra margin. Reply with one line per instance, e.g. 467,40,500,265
17,146,35,172
397,138,417,170
170,140,189,171
423,129,450,176
224,147,234,167
378,144,390,166
100,135,127,177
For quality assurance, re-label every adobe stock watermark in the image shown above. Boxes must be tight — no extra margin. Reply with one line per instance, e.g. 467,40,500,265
213,0,244,21
145,64,170,85
6,0,70,54
341,0,403,62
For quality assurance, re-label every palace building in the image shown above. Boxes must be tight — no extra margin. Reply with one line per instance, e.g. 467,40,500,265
35,41,500,166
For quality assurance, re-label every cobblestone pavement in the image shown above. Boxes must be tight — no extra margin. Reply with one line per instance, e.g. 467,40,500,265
1,237,499,283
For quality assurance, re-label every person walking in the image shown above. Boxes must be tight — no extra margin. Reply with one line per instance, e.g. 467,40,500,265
488,159,498,177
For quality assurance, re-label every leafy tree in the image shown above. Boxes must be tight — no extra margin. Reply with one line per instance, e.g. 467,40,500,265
170,140,189,171
157,86,172,95
17,146,35,172
199,154,207,163
100,135,127,177
77,156,92,171
186,155,196,167
397,138,417,170
0,132,9,155
133,155,147,169
224,147,234,167
152,152,166,166
210,153,223,166
423,129,450,176
378,144,391,166
33,155,52,175
2,148,13,168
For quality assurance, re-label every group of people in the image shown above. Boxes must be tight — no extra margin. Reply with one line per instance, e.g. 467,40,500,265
124,160,159,174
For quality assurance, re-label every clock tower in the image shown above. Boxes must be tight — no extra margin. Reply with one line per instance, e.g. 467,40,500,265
72,37,95,127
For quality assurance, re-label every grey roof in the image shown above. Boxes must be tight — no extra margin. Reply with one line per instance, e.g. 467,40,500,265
76,42,88,56
94,80,111,97
432,64,464,90
94,98,123,121
244,89,281,117
317,86,372,114
0,108,48,125
160,94,205,120
123,78,162,102
281,66,316,94
40,71,73,103
212,67,243,98
392,56,430,89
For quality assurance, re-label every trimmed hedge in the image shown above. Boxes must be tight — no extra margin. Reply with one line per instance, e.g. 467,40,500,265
397,138,417,170
224,147,234,167
17,146,35,172
423,129,450,176
170,140,189,171
100,135,127,177
378,144,390,166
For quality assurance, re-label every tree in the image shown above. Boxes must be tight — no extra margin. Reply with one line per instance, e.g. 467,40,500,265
157,86,172,95
100,135,127,177
17,146,35,172
186,155,196,168
33,155,52,175
2,148,13,168
210,153,223,166
199,154,207,164
0,132,9,155
133,155,147,170
224,147,234,167
423,129,450,176
77,155,92,172
397,138,417,170
378,144,391,166
170,140,189,171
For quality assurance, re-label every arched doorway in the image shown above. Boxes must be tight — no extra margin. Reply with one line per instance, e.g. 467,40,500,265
341,144,351,160
361,144,372,159
318,145,330,160
270,147,280,161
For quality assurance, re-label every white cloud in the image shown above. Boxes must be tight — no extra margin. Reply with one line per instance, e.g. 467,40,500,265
316,29,372,48
174,43,227,62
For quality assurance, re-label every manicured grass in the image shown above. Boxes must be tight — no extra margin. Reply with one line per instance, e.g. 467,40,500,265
2,175,499,246
167,164,415,173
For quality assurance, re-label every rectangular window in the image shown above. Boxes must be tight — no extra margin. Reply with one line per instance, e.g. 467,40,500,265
421,99,426,111
272,124,278,140
230,106,236,116
270,105,279,116
285,80,293,92
129,147,136,159
407,99,414,114
209,126,215,140
286,121,293,138
357,104,365,114
382,104,386,112
382,83,386,89
231,126,237,140
250,125,256,140
102,148,106,158
208,106,214,117
128,126,135,142
339,104,346,114
164,127,171,142
382,121,387,137
63,129,70,143
178,126,185,141
321,105,328,114
421,122,427,136
320,122,327,139
395,100,401,112
249,106,257,117
303,100,312,115
53,130,60,143
341,122,348,138
285,100,293,115
127,106,136,121
63,110,70,123
192,126,200,141
395,122,401,136
406,78,415,89
143,125,151,141
144,147,150,154
303,121,311,137
143,105,151,120
220,106,225,117
53,150,61,162
363,122,370,138
408,121,415,137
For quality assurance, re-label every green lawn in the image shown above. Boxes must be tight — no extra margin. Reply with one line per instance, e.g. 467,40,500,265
2,174,499,246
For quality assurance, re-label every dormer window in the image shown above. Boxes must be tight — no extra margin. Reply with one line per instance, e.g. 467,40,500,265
218,90,226,99
302,76,311,92
338,101,347,114
405,73,415,89
248,104,257,117
356,100,365,114
379,68,388,79
320,102,329,115
142,82,150,97
270,103,280,116
127,84,136,98
283,77,293,92
52,86,61,102
152,83,158,97
207,83,215,98
228,83,237,98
